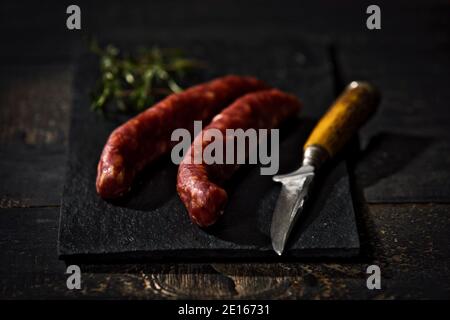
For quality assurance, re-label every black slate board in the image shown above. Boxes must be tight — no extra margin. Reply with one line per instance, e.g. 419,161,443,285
58,41,360,262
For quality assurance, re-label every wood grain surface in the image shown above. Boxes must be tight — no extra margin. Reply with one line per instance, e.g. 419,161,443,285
0,0,449,299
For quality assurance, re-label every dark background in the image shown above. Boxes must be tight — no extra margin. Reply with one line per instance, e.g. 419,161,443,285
0,0,449,299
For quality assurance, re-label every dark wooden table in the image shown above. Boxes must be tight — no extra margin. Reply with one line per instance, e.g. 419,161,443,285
1,0,449,299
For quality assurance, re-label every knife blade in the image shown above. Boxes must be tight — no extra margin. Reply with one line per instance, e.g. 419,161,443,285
270,81,380,255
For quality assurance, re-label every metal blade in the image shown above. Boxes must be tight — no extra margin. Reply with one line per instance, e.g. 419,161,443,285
270,165,315,255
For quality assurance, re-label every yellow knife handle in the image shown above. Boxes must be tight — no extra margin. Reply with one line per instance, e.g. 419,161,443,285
304,81,380,159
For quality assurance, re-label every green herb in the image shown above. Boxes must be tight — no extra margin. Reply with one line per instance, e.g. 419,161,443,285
90,40,203,114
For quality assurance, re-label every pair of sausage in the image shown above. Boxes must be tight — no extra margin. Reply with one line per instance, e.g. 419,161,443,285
96,75,301,227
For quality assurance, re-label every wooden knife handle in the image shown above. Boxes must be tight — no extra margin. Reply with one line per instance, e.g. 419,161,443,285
304,81,380,158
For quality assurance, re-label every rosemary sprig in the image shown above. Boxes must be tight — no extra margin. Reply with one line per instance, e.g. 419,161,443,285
90,40,202,114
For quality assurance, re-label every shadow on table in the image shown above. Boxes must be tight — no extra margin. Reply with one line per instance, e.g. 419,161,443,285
355,132,435,189
348,131,435,262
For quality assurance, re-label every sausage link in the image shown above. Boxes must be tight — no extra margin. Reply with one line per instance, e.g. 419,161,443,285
96,75,269,199
177,89,302,227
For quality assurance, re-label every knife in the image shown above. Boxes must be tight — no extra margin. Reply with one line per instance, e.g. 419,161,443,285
270,81,380,255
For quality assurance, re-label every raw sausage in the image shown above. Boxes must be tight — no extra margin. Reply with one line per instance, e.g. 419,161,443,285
177,89,302,227
97,75,269,199
177,89,301,227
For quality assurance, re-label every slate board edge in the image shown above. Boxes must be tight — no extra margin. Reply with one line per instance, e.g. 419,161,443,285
59,247,360,264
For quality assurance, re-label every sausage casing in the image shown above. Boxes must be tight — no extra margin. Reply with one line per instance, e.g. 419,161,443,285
177,89,302,227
